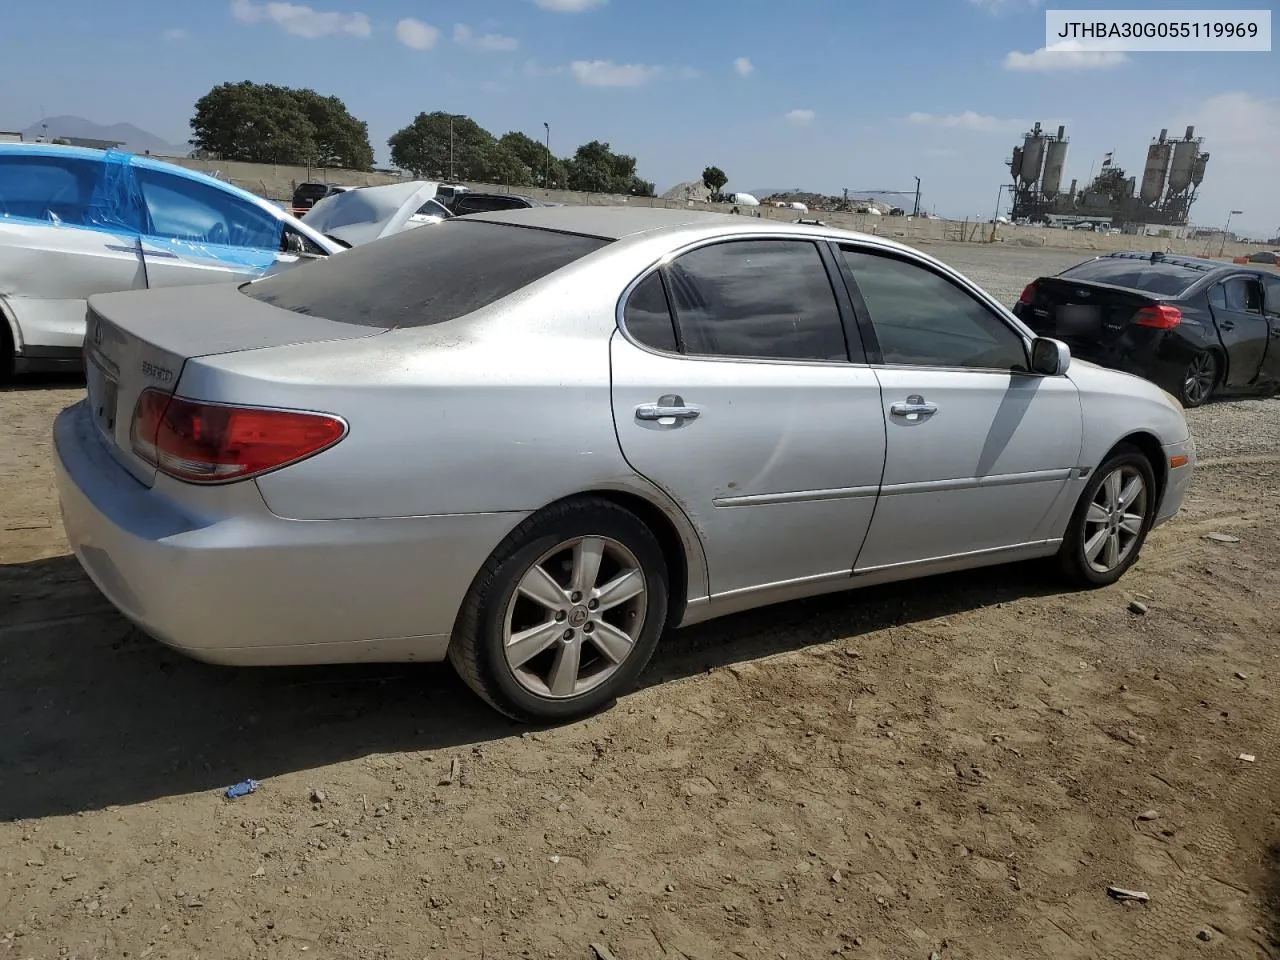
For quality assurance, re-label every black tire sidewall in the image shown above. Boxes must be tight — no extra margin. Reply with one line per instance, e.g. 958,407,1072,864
473,506,668,722
1061,446,1158,587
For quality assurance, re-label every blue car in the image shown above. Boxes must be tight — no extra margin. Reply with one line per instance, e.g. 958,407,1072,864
0,143,341,376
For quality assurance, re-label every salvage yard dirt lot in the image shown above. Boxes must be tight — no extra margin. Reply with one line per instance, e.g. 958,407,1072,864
2,242,1278,960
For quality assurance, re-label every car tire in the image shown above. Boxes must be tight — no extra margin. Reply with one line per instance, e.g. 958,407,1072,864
1176,350,1217,408
0,319,14,384
449,497,669,723
1057,443,1158,588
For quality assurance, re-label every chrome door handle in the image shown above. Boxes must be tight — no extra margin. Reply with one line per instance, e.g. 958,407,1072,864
890,395,938,418
636,394,700,422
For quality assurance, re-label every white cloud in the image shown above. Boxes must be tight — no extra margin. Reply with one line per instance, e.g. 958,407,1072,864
396,17,440,49
453,23,518,52
1004,41,1128,71
907,110,1026,132
162,27,188,41
733,56,754,78
230,0,371,39
678,66,701,80
534,0,606,10
785,109,815,125
570,60,661,87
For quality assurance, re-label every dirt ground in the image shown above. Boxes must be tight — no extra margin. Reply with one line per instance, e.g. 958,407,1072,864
2,243,1278,960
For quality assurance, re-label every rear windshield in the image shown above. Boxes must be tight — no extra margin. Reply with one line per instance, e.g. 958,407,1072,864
241,219,609,327
1057,258,1204,296
456,196,531,214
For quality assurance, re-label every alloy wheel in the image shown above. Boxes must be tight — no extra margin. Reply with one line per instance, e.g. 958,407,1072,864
502,536,648,699
1081,465,1149,574
1183,353,1215,406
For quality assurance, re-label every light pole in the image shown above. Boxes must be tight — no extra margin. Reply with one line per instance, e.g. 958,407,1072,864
912,176,921,218
448,115,455,182
1219,209,1243,256
543,122,551,189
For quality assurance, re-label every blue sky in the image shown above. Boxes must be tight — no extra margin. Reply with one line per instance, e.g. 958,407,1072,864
3,0,1277,237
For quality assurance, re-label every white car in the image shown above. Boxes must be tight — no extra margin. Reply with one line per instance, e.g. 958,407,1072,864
0,143,340,377
301,181,455,247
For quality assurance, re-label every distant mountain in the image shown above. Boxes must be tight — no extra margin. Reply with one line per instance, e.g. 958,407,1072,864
20,115,187,156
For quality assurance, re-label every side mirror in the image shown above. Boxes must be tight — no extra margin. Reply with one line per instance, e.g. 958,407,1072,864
281,230,306,255
1030,337,1071,376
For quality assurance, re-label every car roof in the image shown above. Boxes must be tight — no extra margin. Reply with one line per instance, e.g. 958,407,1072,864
463,204,909,248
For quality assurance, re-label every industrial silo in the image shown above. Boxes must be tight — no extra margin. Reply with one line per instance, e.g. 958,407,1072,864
1141,130,1172,204
1169,128,1198,194
1009,145,1023,182
1041,126,1068,198
1191,152,1209,187
1019,123,1045,187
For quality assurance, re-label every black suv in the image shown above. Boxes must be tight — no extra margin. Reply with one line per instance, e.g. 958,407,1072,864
450,193,544,216
292,182,346,210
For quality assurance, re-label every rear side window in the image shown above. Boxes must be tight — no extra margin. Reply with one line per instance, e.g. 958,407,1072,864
1263,276,1280,317
243,220,610,327
622,272,678,352
1222,277,1262,313
1057,258,1203,296
0,153,142,231
663,240,849,362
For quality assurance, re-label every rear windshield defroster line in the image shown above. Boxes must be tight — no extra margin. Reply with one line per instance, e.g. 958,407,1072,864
241,219,611,328
1057,259,1203,297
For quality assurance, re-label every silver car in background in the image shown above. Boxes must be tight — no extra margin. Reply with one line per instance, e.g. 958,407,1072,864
54,208,1196,722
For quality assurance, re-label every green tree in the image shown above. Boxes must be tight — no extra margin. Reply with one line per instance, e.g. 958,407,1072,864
498,131,556,187
191,81,315,165
564,140,650,194
190,81,373,169
291,89,374,171
702,165,728,199
388,112,497,180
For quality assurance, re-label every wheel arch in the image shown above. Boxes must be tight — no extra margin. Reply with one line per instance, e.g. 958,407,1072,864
1107,431,1167,505
567,484,707,630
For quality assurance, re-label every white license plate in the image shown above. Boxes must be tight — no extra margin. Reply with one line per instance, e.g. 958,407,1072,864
87,358,119,438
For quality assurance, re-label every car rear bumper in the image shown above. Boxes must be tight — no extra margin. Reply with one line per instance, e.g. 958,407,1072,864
54,400,526,666
1154,435,1196,528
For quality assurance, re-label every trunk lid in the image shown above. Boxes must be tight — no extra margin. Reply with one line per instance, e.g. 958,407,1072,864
84,281,383,485
1018,278,1164,355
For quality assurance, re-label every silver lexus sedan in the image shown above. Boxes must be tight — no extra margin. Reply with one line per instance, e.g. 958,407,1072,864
54,208,1196,722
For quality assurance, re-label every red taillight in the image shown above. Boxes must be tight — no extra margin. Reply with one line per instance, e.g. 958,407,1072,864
1133,305,1182,329
1017,282,1037,306
130,388,345,484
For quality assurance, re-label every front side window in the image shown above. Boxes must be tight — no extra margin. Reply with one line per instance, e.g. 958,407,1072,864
662,240,848,362
136,167,283,250
842,248,1027,371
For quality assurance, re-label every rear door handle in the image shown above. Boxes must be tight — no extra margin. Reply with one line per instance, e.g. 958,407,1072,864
636,394,700,422
1219,320,1235,331
890,395,938,419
